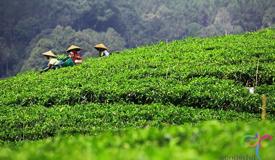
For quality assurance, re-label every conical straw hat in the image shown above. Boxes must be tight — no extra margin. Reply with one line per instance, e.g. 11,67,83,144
42,51,57,58
94,43,108,50
66,45,81,52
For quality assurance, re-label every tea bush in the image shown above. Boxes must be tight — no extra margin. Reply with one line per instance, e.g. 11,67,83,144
0,104,261,142
1,121,274,160
0,29,274,113
0,29,274,159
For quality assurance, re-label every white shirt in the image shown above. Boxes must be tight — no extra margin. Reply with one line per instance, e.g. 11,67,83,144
48,57,59,66
246,87,255,94
103,50,110,57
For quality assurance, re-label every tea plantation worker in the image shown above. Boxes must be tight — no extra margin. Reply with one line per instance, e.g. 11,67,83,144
246,79,255,94
41,50,60,72
66,45,83,64
94,43,110,57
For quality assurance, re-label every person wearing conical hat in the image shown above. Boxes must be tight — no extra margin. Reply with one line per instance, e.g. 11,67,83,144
94,43,110,57
67,45,83,64
41,50,60,72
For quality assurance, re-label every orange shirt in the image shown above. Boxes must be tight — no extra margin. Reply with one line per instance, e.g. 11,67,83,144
69,51,82,63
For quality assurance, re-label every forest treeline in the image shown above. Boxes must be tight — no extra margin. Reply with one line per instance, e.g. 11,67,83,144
0,0,274,77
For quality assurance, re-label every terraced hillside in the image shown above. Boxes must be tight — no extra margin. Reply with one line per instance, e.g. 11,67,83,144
0,29,274,159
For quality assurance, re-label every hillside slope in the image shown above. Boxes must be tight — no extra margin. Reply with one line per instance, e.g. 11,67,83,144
0,29,274,112
0,29,275,160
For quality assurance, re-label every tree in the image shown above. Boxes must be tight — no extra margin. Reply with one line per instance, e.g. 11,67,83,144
262,7,275,27
21,26,126,71
186,23,203,37
1,0,275,77
199,7,243,37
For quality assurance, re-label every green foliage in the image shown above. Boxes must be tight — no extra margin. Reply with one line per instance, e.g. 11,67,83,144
0,29,274,112
0,104,261,142
21,26,126,71
0,37,21,78
1,0,275,77
1,121,275,160
0,29,274,159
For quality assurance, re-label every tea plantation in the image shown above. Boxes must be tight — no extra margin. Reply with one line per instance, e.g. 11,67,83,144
0,29,274,159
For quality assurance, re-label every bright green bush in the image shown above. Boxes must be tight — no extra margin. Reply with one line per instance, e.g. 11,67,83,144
0,104,262,142
1,121,275,160
0,29,274,160
0,29,274,113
